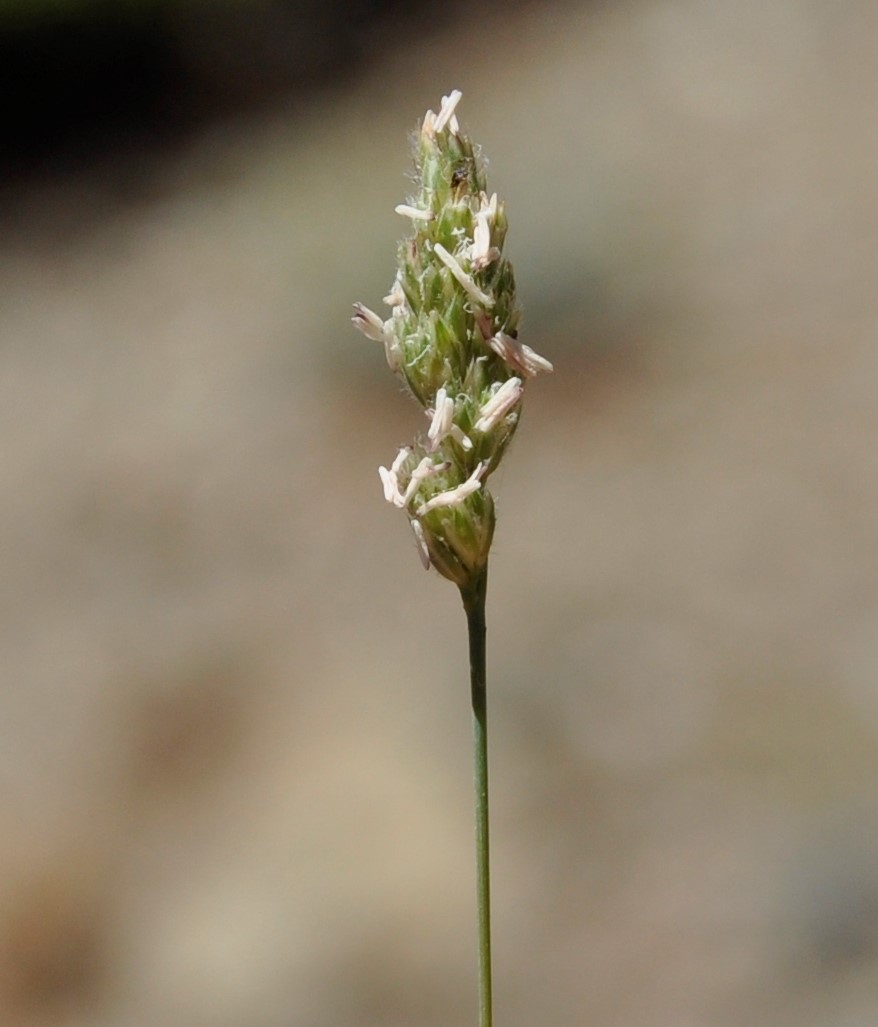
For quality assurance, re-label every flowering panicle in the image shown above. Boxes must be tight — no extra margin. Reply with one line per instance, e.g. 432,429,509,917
353,90,552,589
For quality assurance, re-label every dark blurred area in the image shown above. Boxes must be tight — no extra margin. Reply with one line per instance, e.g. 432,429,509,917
1,0,405,182
2,1,878,1026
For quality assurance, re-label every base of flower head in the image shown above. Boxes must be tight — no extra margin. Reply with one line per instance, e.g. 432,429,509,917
412,487,495,589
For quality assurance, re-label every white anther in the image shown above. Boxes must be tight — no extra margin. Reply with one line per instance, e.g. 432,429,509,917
434,90,462,133
433,243,493,308
426,387,454,450
417,462,486,516
391,446,411,475
383,277,406,308
351,302,386,343
402,456,448,504
450,424,473,451
395,204,434,221
487,332,554,377
472,209,500,271
378,465,405,507
474,378,523,433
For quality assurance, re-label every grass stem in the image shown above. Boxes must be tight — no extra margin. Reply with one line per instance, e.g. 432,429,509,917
461,566,491,1027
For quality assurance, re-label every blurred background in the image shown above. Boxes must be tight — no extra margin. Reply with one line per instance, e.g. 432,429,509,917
2,1,878,1024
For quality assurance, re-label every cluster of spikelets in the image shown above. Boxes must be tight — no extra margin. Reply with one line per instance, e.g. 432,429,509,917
352,90,552,590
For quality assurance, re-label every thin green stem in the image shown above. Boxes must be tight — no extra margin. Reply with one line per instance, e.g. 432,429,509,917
461,566,491,1027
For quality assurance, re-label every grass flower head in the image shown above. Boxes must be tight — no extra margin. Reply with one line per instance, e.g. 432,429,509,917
352,90,552,588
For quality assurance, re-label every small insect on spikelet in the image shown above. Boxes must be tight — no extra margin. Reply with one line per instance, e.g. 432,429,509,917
352,89,552,591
